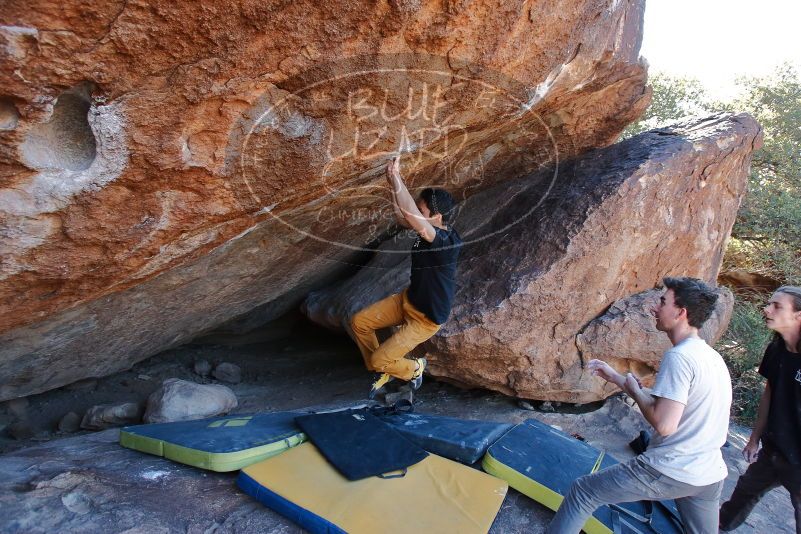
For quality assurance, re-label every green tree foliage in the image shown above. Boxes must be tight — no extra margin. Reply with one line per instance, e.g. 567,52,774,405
717,292,773,424
723,65,801,283
622,73,713,138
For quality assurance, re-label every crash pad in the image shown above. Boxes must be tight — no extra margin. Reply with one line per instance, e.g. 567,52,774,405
238,442,508,534
375,407,513,465
294,409,428,480
482,418,683,534
120,411,305,472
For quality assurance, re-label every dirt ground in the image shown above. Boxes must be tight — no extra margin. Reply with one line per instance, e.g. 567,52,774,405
0,313,602,455
0,317,794,533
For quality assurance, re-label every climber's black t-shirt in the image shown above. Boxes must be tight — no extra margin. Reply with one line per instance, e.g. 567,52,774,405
406,227,462,325
759,340,801,466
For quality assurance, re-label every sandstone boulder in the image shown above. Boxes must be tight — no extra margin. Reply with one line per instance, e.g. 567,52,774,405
718,270,780,292
8,421,37,440
212,362,242,384
302,114,762,402
80,402,141,430
143,378,237,424
58,412,81,433
0,0,649,400
193,360,212,378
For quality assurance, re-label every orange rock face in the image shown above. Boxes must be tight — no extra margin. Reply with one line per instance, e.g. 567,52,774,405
0,1,649,400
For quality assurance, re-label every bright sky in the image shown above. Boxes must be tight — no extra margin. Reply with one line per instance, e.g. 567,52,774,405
641,0,801,99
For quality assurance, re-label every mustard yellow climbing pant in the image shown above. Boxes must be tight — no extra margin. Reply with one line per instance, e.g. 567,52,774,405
350,289,440,381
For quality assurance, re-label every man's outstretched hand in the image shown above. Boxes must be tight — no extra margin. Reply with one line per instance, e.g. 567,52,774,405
386,156,401,186
587,359,624,388
587,359,645,395
622,372,644,397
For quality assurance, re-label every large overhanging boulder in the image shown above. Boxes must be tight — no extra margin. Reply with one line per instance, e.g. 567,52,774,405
303,114,762,402
0,1,650,400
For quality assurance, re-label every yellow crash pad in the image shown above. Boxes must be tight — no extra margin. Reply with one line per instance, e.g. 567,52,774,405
237,442,508,534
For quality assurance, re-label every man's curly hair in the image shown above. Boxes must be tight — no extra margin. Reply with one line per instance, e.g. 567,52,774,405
662,277,719,328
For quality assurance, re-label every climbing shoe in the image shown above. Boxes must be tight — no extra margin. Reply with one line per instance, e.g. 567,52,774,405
409,358,426,390
369,373,395,400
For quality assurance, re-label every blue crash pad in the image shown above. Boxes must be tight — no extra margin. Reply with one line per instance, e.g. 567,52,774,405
120,411,305,472
375,408,513,464
482,418,683,534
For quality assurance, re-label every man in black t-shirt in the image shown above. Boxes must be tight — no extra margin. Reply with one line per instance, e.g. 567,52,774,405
350,157,462,398
720,286,801,533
